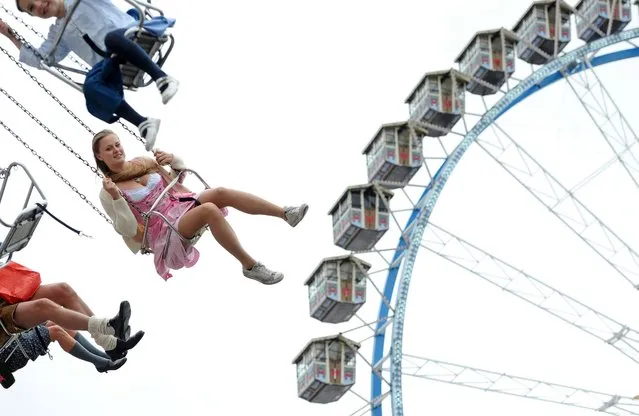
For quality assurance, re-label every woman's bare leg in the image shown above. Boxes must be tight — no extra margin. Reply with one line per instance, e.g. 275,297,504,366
31,283,94,316
14,299,90,330
46,324,127,371
198,187,286,218
48,320,111,359
12,299,127,339
45,322,76,352
178,202,256,269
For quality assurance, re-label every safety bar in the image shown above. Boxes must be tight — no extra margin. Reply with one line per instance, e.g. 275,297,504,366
39,63,83,92
139,169,211,255
141,210,207,257
43,0,83,66
0,162,47,228
145,169,210,215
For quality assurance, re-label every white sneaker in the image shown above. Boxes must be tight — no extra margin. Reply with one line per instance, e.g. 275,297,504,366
156,76,179,105
284,204,308,227
139,118,161,151
243,262,283,285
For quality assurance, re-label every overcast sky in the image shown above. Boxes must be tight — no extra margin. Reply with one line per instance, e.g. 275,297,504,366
1,0,639,415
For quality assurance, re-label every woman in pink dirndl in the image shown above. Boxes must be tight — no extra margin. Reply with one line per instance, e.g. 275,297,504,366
122,168,223,280
93,129,308,284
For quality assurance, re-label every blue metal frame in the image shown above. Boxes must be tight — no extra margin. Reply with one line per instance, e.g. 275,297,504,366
370,29,639,416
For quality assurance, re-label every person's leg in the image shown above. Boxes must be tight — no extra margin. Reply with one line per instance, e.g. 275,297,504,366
198,187,285,218
30,283,141,360
31,283,93,316
10,299,128,340
113,100,160,151
177,202,284,285
114,99,145,127
48,322,113,360
197,187,309,227
46,324,126,373
73,332,111,359
30,283,130,341
104,29,166,80
178,203,255,269
104,28,179,105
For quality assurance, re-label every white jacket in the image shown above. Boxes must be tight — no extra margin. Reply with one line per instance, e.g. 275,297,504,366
98,155,187,253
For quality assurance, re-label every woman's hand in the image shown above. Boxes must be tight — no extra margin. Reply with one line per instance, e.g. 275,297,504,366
154,149,174,166
102,177,120,199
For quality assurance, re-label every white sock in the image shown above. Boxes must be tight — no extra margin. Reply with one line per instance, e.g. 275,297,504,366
87,316,115,337
91,333,117,351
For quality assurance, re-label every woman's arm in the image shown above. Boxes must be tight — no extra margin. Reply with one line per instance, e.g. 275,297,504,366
17,22,71,68
99,189,139,238
153,150,189,185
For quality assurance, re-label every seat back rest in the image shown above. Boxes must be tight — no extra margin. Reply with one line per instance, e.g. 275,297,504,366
121,30,172,89
0,204,46,268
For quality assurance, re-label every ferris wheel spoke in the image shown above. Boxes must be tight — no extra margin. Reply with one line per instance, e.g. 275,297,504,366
561,58,639,190
349,248,401,309
397,354,639,415
420,222,639,363
346,394,372,416
344,315,395,342
475,120,639,289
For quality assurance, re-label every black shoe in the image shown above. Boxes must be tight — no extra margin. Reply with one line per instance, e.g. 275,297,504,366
96,357,127,373
0,361,15,389
106,330,144,361
108,301,131,341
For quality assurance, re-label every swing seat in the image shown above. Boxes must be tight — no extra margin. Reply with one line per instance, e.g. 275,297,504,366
119,29,174,90
0,162,48,269
139,169,211,256
39,0,176,93
0,205,47,269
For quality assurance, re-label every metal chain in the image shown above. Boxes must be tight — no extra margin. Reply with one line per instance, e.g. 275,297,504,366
0,15,162,224
0,4,90,71
0,46,145,225
117,116,145,142
0,85,149,219
2,23,145,143
6,21,82,83
0,86,103,176
0,118,114,225
1,24,144,143
0,44,96,134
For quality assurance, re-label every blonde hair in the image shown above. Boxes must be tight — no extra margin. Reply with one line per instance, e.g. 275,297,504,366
92,129,117,176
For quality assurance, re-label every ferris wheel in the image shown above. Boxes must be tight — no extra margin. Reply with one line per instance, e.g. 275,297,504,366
292,1,639,415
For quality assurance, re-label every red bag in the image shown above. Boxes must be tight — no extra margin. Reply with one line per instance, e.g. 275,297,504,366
0,262,41,304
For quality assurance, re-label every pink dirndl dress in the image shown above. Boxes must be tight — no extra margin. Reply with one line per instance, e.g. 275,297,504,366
124,173,227,280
